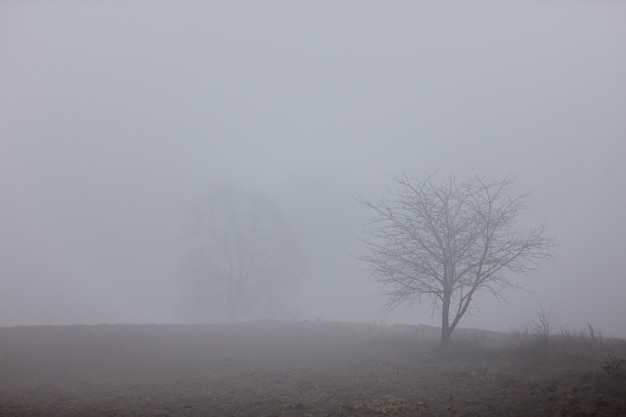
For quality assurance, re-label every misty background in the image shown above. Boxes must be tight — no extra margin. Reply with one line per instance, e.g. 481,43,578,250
1,2,624,337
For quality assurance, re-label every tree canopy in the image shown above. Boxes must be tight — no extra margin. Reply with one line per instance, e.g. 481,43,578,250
359,173,556,350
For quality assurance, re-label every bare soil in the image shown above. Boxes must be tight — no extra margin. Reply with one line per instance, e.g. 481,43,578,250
0,321,624,416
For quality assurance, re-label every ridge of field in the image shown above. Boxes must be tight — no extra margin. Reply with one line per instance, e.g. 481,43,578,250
1,321,625,417
0,321,445,383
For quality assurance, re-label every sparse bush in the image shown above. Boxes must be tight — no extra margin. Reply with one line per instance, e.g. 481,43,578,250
509,307,559,361
526,305,554,346
550,323,604,361
602,353,625,379
508,315,626,368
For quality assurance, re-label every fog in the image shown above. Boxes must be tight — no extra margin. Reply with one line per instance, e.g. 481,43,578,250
1,1,625,337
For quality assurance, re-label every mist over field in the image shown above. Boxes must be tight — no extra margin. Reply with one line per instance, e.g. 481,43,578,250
1,1,625,337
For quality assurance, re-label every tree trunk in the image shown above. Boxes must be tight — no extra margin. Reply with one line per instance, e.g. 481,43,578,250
439,325,452,352
226,284,239,322
439,291,452,352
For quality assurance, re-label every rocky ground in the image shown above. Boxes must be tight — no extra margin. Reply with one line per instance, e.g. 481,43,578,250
0,321,624,416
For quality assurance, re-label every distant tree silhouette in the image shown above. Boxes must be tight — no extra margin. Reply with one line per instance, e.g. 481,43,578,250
179,185,304,322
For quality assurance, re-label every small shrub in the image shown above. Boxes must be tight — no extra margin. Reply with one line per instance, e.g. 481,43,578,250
526,305,554,344
602,352,625,379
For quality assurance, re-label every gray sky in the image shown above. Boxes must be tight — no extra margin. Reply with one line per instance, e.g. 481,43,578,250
2,1,625,336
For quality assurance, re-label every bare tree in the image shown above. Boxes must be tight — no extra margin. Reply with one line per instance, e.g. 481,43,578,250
179,185,304,322
358,173,556,351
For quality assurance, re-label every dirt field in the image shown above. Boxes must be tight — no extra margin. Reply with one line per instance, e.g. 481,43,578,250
0,321,624,416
